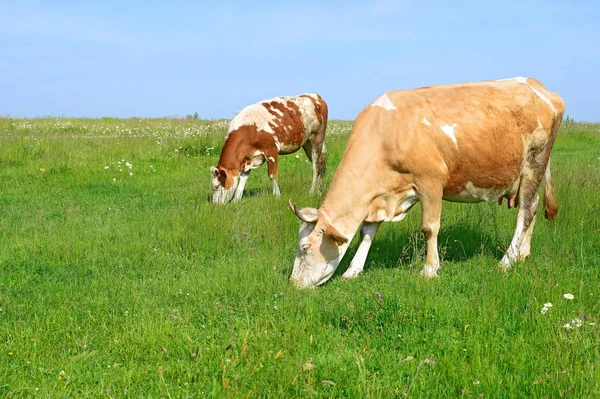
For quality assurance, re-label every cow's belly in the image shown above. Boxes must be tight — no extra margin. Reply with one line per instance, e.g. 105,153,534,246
276,130,308,155
443,180,519,203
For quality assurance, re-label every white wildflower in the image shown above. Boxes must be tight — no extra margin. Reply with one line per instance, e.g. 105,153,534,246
541,302,553,314
563,293,574,300
572,318,583,328
104,166,109,169
563,323,572,329
125,162,132,169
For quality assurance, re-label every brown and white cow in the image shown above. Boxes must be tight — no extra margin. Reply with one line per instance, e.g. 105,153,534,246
210,94,328,204
289,77,565,288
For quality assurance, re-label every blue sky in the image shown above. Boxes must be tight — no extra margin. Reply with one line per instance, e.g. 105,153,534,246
1,0,599,120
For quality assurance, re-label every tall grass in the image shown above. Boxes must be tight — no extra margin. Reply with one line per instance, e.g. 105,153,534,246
0,118,599,398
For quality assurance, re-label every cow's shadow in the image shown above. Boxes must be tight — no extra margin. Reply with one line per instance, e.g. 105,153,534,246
332,224,506,277
242,188,269,198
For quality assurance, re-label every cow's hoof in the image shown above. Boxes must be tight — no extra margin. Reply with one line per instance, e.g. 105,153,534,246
420,265,439,278
341,270,361,280
498,256,514,271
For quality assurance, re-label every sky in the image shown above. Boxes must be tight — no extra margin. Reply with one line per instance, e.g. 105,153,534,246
1,0,599,121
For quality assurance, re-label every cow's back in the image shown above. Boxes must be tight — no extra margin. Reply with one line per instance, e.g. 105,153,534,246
228,94,326,155
350,78,564,198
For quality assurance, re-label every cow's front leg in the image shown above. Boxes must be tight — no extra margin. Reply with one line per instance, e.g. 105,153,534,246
418,183,443,278
265,151,280,197
232,171,250,202
342,222,380,280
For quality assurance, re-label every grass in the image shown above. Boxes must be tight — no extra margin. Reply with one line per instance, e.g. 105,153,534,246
0,117,599,398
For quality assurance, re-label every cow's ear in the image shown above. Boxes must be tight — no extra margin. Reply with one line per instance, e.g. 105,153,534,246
318,211,348,246
210,166,219,178
289,200,318,223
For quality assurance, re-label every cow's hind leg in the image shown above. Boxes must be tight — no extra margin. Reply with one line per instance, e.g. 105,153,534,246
265,150,281,197
417,181,443,278
303,137,326,196
518,199,538,261
499,148,549,269
342,222,380,280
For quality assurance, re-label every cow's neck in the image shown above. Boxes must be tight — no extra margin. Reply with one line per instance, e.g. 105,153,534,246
218,131,249,174
319,156,382,240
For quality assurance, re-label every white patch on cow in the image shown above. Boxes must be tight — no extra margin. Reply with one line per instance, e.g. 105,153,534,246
370,93,397,111
497,77,557,115
440,124,458,146
421,117,431,126
528,85,557,115
497,76,528,84
229,104,275,135
273,136,281,151
267,156,275,163
243,151,265,172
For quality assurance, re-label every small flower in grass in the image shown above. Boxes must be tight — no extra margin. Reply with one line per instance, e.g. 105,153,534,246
563,323,573,329
40,167,47,173
104,166,109,169
541,302,553,314
563,293,574,300
125,162,132,169
573,318,583,328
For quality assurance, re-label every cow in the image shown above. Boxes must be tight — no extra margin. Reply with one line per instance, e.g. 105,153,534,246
210,94,328,204
289,77,565,288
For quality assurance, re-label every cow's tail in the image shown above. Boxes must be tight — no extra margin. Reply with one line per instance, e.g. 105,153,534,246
543,158,558,220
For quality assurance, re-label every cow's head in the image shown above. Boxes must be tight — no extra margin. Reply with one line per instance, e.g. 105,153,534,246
289,200,350,288
210,166,239,204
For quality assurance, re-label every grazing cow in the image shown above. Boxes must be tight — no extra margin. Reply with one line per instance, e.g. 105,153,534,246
289,77,564,288
210,94,328,204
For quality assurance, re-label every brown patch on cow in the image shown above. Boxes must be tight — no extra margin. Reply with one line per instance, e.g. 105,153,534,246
262,100,305,155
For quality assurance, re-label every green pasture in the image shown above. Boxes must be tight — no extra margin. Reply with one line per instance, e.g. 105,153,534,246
0,118,599,398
